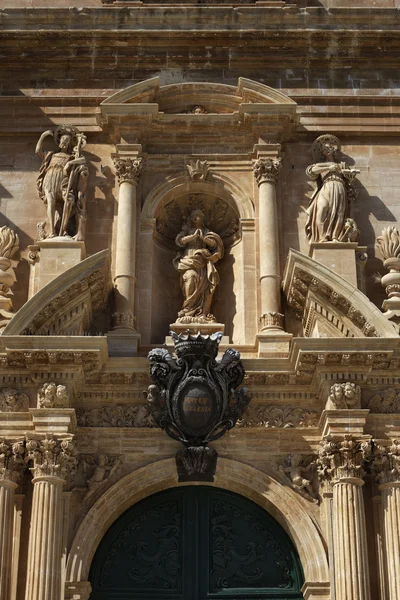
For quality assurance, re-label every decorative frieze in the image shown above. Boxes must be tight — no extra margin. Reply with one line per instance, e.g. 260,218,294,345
238,405,319,428
366,388,400,413
253,157,282,185
0,388,29,412
26,435,76,481
76,404,155,427
0,439,25,483
113,157,142,185
317,436,371,483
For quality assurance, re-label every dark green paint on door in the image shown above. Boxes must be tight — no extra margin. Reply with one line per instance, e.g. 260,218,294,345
89,486,304,600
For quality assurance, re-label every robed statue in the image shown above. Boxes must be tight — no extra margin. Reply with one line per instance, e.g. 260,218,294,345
36,124,88,240
305,134,360,244
173,209,224,323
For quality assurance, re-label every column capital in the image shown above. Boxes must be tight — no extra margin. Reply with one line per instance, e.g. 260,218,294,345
372,439,400,487
253,157,282,186
113,156,143,185
0,438,25,484
317,435,372,484
26,435,76,482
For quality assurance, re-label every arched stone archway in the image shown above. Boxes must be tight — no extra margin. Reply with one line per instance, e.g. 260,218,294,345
65,458,329,599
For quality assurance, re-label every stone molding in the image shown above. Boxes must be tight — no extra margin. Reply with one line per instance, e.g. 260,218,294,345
113,157,143,185
253,157,282,185
0,438,25,483
317,436,372,483
26,435,76,481
372,440,400,486
238,405,319,428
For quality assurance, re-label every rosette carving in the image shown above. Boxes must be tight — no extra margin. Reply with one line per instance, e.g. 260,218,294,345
113,157,142,185
0,439,25,483
253,158,281,186
317,436,371,483
26,435,77,481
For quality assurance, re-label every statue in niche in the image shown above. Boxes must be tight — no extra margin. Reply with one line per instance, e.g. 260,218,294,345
36,124,88,240
173,209,224,323
305,134,360,244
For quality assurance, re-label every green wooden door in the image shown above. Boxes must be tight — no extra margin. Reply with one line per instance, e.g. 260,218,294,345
89,486,304,600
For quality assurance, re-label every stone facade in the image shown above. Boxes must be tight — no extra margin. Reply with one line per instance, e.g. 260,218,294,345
1,1,400,599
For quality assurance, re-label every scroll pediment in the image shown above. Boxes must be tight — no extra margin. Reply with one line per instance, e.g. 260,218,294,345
283,249,397,339
3,250,111,336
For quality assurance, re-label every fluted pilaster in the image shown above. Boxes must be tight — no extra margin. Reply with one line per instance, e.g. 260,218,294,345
318,436,371,600
0,439,24,600
25,436,76,600
373,440,400,600
253,156,283,331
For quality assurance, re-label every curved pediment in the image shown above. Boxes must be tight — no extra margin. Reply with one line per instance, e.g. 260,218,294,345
101,76,296,115
283,249,397,339
3,250,111,336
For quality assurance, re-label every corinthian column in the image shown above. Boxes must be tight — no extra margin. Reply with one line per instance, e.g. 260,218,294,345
253,156,283,331
373,440,400,600
0,439,24,600
112,154,143,332
318,436,371,600
25,436,76,600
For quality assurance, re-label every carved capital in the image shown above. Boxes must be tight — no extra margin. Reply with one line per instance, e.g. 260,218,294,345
113,157,142,185
260,311,283,330
0,439,25,484
111,310,136,331
317,436,371,483
253,158,282,186
372,440,400,486
26,435,77,481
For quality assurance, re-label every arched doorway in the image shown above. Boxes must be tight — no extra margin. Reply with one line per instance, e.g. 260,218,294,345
89,486,304,599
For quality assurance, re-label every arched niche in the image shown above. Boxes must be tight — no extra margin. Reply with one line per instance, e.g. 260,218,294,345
65,458,329,594
138,175,256,345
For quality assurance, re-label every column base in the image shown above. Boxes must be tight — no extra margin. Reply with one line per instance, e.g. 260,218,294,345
256,332,292,358
107,329,141,356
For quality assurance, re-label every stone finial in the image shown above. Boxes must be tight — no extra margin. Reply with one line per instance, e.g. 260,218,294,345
0,439,25,483
317,436,371,483
37,383,69,409
377,226,400,299
326,382,361,410
0,388,29,412
372,440,400,486
253,157,282,185
26,435,76,480
113,157,143,185
187,159,209,181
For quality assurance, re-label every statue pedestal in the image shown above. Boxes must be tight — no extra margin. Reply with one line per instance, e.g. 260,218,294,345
35,238,86,290
166,322,229,349
309,242,367,289
107,330,141,357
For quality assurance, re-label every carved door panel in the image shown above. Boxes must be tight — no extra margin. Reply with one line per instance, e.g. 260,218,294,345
89,486,304,600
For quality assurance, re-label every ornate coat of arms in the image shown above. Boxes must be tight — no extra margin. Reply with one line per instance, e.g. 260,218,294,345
147,331,250,481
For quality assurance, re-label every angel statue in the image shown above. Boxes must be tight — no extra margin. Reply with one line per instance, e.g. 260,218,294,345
305,134,360,244
173,209,224,323
36,124,89,241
